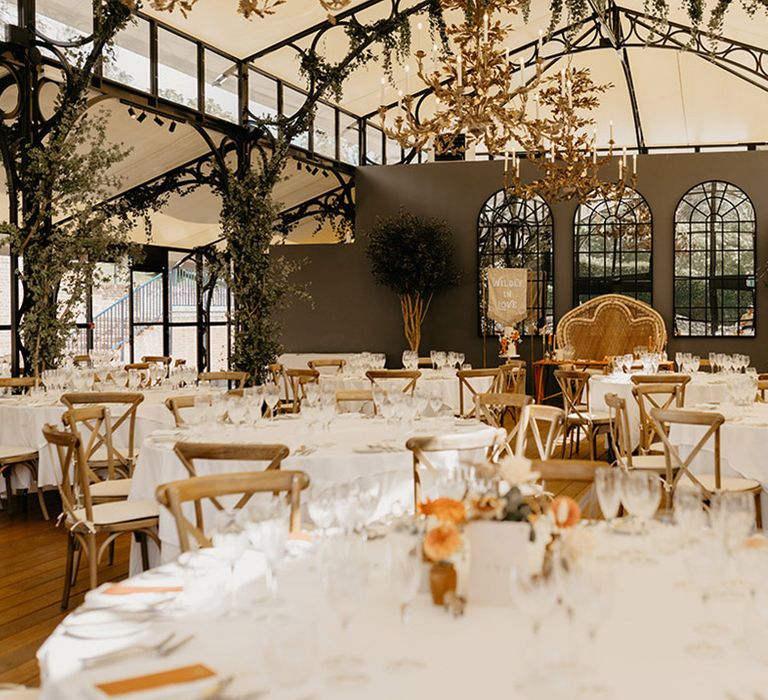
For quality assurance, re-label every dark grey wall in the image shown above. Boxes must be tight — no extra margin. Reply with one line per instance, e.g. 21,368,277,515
275,151,768,370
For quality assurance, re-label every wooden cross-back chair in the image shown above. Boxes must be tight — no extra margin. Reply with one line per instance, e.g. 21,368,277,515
456,368,501,417
61,392,144,477
199,371,249,390
63,405,133,501
758,379,768,402
474,392,533,458
532,458,608,517
365,370,421,396
164,395,197,427
124,363,151,388
174,442,290,478
43,424,159,608
156,470,310,553
335,389,376,414
554,369,610,460
0,444,48,520
0,376,37,394
514,404,564,460
631,383,685,454
142,355,172,367
285,368,320,412
73,354,92,368
405,428,507,511
630,373,691,400
267,363,292,414
650,407,762,526
603,393,667,473
499,361,527,394
308,358,346,373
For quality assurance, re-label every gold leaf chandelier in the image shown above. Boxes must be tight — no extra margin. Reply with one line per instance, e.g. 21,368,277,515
503,62,637,203
378,0,541,156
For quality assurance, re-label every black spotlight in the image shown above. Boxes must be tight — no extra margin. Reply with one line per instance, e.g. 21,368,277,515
128,106,137,119
296,162,302,171
154,115,164,127
136,112,147,123
169,121,177,133
322,169,329,178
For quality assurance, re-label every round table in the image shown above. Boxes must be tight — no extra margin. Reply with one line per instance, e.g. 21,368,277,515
129,414,497,569
319,369,494,415
589,372,734,448
38,523,768,700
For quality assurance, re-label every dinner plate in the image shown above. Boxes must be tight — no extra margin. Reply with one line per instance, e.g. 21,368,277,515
84,583,181,612
62,610,146,640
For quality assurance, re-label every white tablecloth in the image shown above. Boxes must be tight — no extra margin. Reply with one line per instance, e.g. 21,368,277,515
278,353,385,370
0,389,195,493
38,524,768,700
129,415,496,569
590,372,734,448
670,402,768,512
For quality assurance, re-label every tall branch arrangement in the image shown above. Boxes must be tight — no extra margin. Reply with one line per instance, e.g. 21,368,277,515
366,210,460,352
0,1,153,374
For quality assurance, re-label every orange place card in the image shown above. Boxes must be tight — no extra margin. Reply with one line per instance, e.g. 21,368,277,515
103,585,183,596
95,664,216,696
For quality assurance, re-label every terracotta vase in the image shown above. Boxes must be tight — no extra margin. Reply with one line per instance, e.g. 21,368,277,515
429,561,457,605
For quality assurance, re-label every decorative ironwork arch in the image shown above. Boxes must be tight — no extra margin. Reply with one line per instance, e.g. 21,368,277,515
674,181,756,337
574,187,652,304
477,190,554,336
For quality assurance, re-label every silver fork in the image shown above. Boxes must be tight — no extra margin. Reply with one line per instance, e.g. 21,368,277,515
81,632,180,669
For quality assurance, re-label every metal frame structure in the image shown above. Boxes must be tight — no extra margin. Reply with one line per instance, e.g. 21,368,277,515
673,180,757,338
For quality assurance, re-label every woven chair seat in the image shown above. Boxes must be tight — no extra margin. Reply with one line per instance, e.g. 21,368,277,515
90,478,133,499
70,500,158,527
696,475,761,493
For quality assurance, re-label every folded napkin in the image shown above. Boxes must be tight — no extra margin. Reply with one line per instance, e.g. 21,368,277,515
103,585,183,596
95,664,215,696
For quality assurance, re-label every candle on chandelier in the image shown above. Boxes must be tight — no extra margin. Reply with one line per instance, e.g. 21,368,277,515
404,64,410,94
504,150,509,173
483,12,489,44
457,54,463,86
379,76,385,106
619,159,624,179
515,154,520,177
609,120,614,144
632,153,637,175
567,80,572,108
550,141,555,160
622,146,627,167
534,91,540,120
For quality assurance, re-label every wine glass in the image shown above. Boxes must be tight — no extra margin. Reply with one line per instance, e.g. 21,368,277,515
428,385,444,417
211,510,248,616
322,537,370,685
307,482,336,536
709,491,755,551
673,484,707,543
594,467,622,525
244,501,289,601
264,385,280,418
620,470,661,533
387,534,424,670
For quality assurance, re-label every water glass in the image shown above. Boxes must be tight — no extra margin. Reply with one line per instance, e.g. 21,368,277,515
595,467,622,522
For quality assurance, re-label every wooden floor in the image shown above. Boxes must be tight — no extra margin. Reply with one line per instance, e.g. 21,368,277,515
0,491,131,688
0,435,599,689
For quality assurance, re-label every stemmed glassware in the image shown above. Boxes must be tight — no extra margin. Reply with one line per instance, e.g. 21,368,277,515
211,509,248,616
264,385,280,418
307,482,336,536
673,484,707,544
387,533,424,670
620,470,661,533
243,501,289,601
709,491,755,551
595,467,622,526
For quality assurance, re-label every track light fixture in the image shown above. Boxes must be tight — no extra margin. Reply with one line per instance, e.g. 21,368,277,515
169,121,177,133
154,115,164,127
296,162,302,171
136,111,147,123
322,169,329,178
128,106,137,119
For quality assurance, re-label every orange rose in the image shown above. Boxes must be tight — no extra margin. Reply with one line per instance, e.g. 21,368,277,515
471,494,505,520
419,497,467,525
551,496,580,528
423,523,462,562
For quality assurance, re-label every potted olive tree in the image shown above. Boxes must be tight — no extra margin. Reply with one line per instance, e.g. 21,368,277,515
366,210,460,352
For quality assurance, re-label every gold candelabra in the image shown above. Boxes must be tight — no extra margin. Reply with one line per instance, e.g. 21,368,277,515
503,63,637,202
379,0,541,156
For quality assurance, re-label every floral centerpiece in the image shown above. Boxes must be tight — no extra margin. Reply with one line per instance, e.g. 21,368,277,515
418,498,467,605
499,326,521,358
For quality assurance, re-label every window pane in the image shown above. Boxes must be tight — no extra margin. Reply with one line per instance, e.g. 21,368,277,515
158,28,198,109
209,324,229,370
0,236,10,327
477,191,554,335
37,0,92,41
674,181,755,336
283,86,308,149
169,252,197,323
365,123,383,164
248,69,278,127
103,16,150,93
204,49,238,123
93,261,131,361
385,137,401,165
133,325,164,360
339,113,359,165
1,1,17,25
313,102,335,159
132,270,165,324
0,330,11,362
170,326,197,368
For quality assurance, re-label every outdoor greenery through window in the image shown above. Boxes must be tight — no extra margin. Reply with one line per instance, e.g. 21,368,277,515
477,190,554,335
574,188,652,304
674,181,756,336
